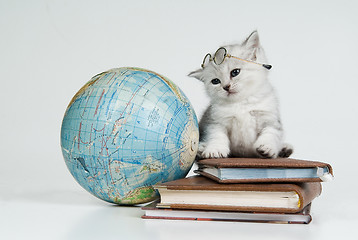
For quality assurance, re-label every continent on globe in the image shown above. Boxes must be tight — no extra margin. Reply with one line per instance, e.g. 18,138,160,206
61,67,199,205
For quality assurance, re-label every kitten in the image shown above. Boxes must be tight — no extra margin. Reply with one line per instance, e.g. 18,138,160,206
189,31,293,159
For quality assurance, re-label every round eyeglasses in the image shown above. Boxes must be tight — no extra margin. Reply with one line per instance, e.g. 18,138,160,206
201,47,272,70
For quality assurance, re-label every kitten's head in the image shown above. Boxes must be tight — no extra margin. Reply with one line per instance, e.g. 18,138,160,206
189,31,271,103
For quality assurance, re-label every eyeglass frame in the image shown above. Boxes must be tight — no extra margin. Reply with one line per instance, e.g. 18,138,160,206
201,47,272,70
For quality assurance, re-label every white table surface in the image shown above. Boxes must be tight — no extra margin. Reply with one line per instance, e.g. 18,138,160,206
1,161,356,240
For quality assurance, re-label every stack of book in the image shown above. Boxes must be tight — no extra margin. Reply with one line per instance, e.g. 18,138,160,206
141,158,333,224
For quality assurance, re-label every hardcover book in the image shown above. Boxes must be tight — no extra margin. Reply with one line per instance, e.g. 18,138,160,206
154,176,321,213
142,201,313,224
196,158,333,183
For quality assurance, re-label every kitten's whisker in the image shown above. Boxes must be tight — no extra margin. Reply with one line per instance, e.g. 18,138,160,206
230,82,240,89
231,82,239,87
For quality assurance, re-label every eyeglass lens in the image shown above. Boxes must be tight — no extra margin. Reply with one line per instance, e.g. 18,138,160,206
214,47,227,65
202,53,211,68
203,53,211,66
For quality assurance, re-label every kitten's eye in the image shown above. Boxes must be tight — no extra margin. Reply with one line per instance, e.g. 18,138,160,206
230,69,241,78
211,78,221,85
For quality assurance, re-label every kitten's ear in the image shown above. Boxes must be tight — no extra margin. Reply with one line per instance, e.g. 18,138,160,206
243,30,260,49
242,30,260,60
188,68,204,81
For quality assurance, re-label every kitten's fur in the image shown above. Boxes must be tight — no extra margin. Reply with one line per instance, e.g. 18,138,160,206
189,31,293,159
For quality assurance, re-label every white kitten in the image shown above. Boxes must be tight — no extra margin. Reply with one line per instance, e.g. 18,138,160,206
189,31,293,159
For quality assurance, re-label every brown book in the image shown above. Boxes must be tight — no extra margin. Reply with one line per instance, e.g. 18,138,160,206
142,201,313,224
196,158,333,183
154,176,321,213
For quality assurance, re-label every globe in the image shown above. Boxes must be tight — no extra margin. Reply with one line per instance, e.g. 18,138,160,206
60,67,199,205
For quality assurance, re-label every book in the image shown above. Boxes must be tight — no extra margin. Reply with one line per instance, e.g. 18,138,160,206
196,158,333,183
142,201,313,224
154,176,321,213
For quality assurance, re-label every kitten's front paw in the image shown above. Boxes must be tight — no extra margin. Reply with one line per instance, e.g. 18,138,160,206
196,143,206,160
201,146,230,159
255,143,278,158
278,143,294,158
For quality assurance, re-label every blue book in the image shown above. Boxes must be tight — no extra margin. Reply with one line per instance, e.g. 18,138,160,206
196,158,333,183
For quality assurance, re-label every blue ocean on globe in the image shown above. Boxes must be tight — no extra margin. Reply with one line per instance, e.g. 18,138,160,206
60,67,199,204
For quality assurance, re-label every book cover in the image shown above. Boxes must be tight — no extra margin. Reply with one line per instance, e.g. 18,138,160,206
154,176,321,213
142,201,313,224
196,158,333,183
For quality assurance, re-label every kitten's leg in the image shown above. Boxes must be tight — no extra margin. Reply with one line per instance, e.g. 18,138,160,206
254,127,282,158
199,125,230,159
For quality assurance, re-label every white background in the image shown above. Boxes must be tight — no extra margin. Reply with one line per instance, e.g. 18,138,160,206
1,0,358,239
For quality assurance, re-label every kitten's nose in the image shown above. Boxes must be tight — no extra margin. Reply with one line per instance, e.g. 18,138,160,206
223,85,231,92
